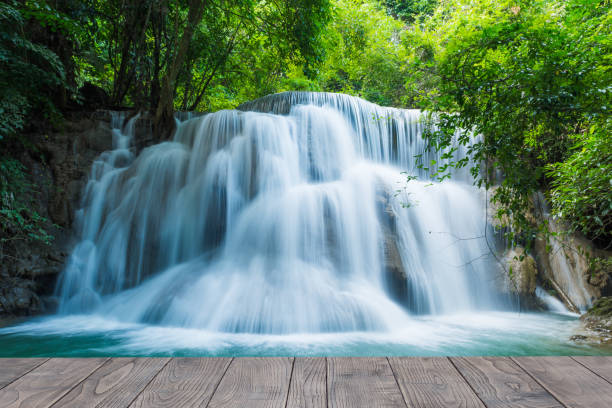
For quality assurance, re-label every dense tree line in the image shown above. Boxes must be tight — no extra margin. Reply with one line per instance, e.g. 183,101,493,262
1,0,610,260
402,0,611,251
1,0,332,252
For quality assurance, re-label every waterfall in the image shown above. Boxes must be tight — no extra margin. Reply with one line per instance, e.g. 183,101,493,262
535,287,575,315
56,92,509,334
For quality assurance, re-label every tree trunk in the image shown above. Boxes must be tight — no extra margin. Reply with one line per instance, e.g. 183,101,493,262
111,1,153,106
189,23,241,111
154,0,207,140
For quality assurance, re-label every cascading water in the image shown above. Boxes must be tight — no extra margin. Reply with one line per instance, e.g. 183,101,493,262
2,92,608,357
55,92,509,333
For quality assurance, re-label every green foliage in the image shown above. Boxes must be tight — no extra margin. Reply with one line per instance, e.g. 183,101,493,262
3,0,610,257
0,157,53,249
0,1,67,141
403,0,612,248
1,0,337,250
76,0,332,113
0,1,86,251
585,296,612,317
317,0,407,106
548,121,612,247
384,0,438,23
589,256,612,282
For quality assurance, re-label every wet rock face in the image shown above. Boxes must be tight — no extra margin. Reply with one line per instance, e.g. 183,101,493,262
383,222,408,301
577,297,612,344
531,193,611,312
0,111,117,316
584,296,612,318
45,113,114,228
586,258,612,295
0,282,40,315
491,248,541,310
506,249,538,297
376,188,414,308
486,191,611,313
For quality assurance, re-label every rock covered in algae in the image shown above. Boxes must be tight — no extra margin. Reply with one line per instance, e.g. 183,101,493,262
578,297,612,344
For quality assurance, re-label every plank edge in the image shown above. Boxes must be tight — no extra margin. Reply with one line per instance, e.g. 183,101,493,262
570,356,612,386
0,358,50,391
385,356,410,408
510,357,570,408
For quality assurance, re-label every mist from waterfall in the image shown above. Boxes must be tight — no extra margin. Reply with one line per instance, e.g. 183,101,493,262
56,92,511,334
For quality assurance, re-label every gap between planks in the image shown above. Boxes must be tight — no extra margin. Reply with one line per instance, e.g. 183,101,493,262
2,357,612,408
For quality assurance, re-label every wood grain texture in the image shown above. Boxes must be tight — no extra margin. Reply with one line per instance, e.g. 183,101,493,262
572,356,612,384
388,357,484,408
451,357,561,408
0,358,107,408
0,359,48,390
130,357,232,408
286,357,326,408
50,357,169,408
514,356,612,408
207,357,293,408
327,357,406,408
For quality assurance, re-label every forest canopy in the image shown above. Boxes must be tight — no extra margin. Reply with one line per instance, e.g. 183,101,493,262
1,0,610,252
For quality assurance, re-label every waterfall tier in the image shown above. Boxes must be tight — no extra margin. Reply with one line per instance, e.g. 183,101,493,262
56,92,508,333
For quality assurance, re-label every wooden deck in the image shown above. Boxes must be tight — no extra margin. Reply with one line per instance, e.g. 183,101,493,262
1,357,611,407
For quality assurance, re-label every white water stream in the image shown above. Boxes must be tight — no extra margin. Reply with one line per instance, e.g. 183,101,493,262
3,92,602,357
54,92,511,333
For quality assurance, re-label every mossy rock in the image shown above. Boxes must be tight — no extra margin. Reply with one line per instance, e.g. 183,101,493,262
586,297,612,317
580,296,612,341
506,249,537,297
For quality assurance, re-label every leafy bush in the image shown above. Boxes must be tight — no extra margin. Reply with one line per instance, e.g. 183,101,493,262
0,157,53,252
384,0,438,23
317,0,407,106
402,0,611,248
548,121,612,247
0,1,66,141
0,1,66,251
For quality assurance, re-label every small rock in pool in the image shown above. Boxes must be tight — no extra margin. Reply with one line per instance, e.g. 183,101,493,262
569,334,588,341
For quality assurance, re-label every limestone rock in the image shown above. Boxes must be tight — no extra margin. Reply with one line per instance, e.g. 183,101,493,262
376,187,410,304
0,110,127,317
505,249,537,297
0,278,42,315
578,297,612,344
84,121,113,152
533,220,609,311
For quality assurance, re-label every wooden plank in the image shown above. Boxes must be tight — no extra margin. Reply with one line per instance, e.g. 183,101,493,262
388,357,484,408
0,359,48,390
327,357,406,408
572,356,612,384
207,357,293,408
451,357,561,408
130,357,232,408
286,357,326,408
514,356,612,408
0,358,107,408
51,357,169,408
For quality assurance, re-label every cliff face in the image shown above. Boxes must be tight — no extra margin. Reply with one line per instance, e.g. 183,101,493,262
532,195,611,313
0,111,115,316
484,187,611,314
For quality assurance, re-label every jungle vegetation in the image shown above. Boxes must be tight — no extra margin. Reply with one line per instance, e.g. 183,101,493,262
1,0,610,254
